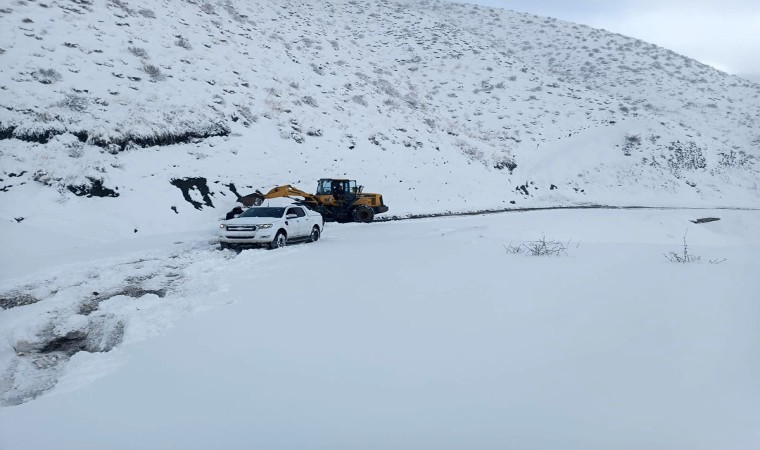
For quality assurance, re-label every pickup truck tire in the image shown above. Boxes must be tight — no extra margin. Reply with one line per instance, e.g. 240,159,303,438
269,230,287,249
307,225,320,242
352,205,374,223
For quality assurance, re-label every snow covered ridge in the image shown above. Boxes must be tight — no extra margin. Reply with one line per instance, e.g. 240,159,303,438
0,0,758,234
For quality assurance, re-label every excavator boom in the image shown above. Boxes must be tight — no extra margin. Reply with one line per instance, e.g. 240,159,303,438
261,185,317,201
240,184,317,207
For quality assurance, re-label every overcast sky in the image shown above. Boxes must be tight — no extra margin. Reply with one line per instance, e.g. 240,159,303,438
465,0,760,78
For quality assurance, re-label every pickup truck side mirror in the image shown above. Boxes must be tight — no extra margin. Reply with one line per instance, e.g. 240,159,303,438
286,213,297,219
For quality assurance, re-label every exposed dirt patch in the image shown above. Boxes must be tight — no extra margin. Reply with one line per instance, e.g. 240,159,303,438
67,177,120,198
36,331,89,356
377,205,758,222
0,293,40,310
0,124,16,140
0,123,230,150
171,177,214,210
3,315,126,406
79,285,167,315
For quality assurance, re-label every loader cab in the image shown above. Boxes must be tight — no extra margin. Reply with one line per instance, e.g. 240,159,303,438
316,179,361,197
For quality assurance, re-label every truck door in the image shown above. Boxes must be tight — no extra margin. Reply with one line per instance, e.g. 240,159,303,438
286,207,307,237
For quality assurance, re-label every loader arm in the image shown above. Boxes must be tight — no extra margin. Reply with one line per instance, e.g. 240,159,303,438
241,184,323,208
262,185,317,201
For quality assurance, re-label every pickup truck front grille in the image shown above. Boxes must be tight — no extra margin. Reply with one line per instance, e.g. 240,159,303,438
226,225,257,232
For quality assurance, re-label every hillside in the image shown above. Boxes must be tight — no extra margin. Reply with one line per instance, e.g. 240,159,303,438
1,0,758,240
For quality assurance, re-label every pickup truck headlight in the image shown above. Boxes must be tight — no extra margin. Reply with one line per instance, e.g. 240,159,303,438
258,224,273,229
219,224,226,229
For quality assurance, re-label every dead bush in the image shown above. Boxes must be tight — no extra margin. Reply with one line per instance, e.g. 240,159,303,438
32,68,62,84
57,92,88,112
505,235,575,256
142,64,164,81
664,231,725,264
128,46,149,58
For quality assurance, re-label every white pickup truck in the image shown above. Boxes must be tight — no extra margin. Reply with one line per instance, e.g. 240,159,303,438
219,205,323,249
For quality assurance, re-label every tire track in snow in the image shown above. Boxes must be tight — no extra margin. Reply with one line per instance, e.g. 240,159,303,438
376,204,760,222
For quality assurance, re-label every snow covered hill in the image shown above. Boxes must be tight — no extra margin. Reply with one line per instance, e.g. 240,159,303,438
1,0,758,242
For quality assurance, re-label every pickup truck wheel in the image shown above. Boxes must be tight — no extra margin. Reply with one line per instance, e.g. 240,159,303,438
269,231,287,249
307,226,320,243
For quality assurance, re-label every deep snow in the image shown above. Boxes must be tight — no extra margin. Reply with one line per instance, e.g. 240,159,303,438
2,209,759,449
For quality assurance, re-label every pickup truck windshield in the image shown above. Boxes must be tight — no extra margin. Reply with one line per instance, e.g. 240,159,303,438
239,207,285,218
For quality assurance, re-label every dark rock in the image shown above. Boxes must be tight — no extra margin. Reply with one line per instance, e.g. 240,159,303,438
170,177,214,210
224,182,241,199
690,217,720,224
72,130,88,143
67,177,119,198
493,160,517,174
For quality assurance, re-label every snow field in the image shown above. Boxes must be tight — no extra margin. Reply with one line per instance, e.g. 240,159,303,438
2,209,759,449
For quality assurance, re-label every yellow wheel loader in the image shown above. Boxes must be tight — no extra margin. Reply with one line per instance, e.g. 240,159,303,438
240,179,388,223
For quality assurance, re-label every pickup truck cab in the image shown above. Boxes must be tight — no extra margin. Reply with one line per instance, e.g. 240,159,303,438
219,205,323,249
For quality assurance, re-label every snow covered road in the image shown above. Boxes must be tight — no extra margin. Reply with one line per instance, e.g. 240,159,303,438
2,209,759,449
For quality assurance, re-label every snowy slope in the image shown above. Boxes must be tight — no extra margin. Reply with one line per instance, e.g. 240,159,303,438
0,0,758,244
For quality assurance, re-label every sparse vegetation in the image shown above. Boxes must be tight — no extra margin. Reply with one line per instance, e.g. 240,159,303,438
128,46,149,58
138,8,155,18
175,35,192,50
57,92,89,112
142,64,164,81
505,235,576,256
666,141,706,176
493,156,517,173
664,231,725,264
623,134,641,156
719,149,752,168
32,68,62,84
301,95,318,107
200,2,215,15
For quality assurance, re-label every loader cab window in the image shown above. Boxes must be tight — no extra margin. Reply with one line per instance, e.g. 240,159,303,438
317,179,356,198
316,179,333,195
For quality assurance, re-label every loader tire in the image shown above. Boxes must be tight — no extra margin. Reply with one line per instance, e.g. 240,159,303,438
352,205,374,223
